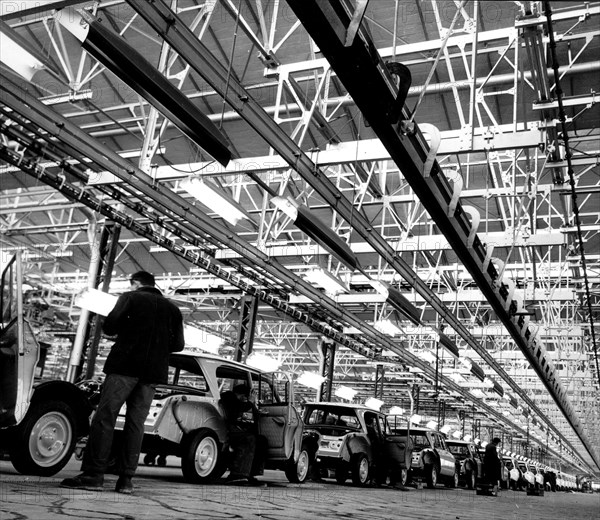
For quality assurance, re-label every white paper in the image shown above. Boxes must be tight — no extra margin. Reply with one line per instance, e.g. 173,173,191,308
75,288,118,316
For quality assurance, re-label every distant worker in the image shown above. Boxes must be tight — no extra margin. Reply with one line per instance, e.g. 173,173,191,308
61,271,184,494
483,437,502,496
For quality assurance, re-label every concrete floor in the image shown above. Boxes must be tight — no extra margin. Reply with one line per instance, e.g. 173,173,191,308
1,458,599,520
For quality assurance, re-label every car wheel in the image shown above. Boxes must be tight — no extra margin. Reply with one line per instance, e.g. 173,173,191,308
9,400,77,477
285,448,310,483
181,429,224,483
351,454,370,486
467,471,476,489
400,468,409,486
143,454,155,466
425,464,438,489
450,471,459,488
157,455,167,467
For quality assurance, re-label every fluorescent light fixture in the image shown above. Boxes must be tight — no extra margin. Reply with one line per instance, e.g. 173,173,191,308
388,406,405,415
448,372,466,384
470,389,486,399
297,371,326,390
416,350,436,364
271,196,359,271
183,324,222,354
245,352,281,373
0,19,58,81
452,430,462,439
426,420,438,430
473,438,481,445
374,319,402,337
463,434,472,442
409,414,422,425
480,440,487,448
334,385,357,401
304,267,348,296
438,332,459,357
440,424,452,435
55,8,231,166
364,397,385,411
460,356,473,370
181,177,250,226
374,281,421,325
482,377,494,388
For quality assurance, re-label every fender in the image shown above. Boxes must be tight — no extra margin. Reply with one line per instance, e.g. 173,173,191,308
346,434,371,462
422,449,439,467
31,380,92,436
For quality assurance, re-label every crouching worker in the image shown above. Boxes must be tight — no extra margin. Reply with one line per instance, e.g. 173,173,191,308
219,384,266,486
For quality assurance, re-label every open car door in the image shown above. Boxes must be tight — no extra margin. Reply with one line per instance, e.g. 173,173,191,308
0,252,39,427
383,416,413,472
252,372,299,461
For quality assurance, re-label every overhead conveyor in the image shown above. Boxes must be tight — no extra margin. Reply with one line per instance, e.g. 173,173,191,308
284,0,599,471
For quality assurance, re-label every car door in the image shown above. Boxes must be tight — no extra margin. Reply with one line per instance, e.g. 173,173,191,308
435,434,455,476
253,372,297,460
382,416,412,470
0,252,39,427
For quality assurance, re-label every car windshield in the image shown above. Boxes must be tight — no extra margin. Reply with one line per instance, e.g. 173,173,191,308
394,429,430,451
305,406,360,432
448,444,469,456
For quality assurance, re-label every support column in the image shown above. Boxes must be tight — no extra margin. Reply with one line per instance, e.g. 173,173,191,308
85,222,121,379
234,294,259,363
318,337,336,402
411,383,420,414
374,363,385,399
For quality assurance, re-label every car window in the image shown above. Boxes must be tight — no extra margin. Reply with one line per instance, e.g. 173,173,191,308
432,433,443,449
250,372,284,405
167,356,210,393
305,407,360,429
379,415,391,435
216,365,251,393
448,444,469,456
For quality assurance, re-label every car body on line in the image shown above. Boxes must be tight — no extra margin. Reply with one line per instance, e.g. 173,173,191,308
82,352,311,484
389,423,457,488
301,403,412,487
446,440,483,489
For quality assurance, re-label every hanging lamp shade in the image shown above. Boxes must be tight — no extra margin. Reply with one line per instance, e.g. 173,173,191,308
271,196,359,271
55,8,232,166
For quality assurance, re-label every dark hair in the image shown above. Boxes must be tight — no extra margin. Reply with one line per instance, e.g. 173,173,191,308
130,271,155,286
492,437,502,444
232,384,250,397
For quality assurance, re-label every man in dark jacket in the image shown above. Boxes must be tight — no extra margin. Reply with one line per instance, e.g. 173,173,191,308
61,271,184,494
483,437,502,496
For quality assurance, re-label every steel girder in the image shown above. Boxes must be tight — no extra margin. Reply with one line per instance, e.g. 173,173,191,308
283,0,599,471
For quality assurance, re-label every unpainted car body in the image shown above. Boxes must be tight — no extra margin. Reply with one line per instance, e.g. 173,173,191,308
0,253,91,476
446,440,482,489
302,403,412,487
105,352,310,484
390,424,457,488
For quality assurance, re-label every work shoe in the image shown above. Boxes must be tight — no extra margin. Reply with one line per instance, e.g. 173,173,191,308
115,476,134,494
60,473,104,491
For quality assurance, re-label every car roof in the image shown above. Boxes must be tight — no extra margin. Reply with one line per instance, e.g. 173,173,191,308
446,440,472,445
304,401,375,412
388,425,439,434
171,351,263,373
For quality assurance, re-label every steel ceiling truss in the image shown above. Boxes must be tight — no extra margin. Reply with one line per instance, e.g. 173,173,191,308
1,0,598,473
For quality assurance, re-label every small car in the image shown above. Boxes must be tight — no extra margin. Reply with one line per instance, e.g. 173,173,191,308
446,440,483,489
302,403,412,487
390,424,458,488
0,253,92,476
83,352,311,484
502,455,523,490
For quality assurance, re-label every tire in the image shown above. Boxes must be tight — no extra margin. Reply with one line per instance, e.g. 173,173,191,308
425,464,438,489
351,453,370,486
181,430,225,483
10,400,77,477
143,454,155,466
157,455,167,467
285,448,310,483
400,468,409,486
467,471,476,490
335,467,348,484
449,471,459,488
